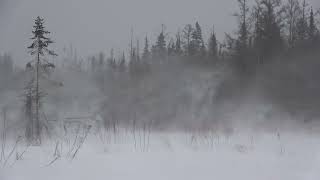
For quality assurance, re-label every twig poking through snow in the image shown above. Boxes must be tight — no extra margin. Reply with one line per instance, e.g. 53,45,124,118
70,125,91,161
44,156,60,167
3,136,22,167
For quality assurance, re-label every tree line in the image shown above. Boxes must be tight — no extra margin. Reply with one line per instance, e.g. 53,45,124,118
87,0,319,76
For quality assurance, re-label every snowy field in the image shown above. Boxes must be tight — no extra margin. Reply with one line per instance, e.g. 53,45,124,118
1,129,320,180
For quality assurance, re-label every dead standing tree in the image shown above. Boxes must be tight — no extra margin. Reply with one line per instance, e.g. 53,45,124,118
26,16,57,145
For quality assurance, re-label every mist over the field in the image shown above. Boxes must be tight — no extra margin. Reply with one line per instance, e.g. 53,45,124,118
1,0,320,180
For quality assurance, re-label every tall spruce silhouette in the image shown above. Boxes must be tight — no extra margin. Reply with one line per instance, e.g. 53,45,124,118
27,16,57,145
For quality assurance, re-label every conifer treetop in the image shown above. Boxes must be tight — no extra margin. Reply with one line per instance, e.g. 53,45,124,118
28,16,57,57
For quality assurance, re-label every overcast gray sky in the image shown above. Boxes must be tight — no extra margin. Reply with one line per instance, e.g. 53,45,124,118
0,0,319,65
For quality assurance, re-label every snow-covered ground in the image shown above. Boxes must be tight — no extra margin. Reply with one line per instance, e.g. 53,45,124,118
1,130,320,180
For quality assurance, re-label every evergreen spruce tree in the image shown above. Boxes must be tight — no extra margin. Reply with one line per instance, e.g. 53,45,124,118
119,52,126,72
234,0,250,72
237,0,249,50
108,48,116,69
155,28,166,59
296,0,309,44
27,16,57,144
96,52,105,74
308,7,319,42
182,24,194,56
252,1,264,63
136,39,140,62
208,27,218,60
253,0,283,62
98,52,105,67
0,53,14,87
190,22,204,56
142,36,150,60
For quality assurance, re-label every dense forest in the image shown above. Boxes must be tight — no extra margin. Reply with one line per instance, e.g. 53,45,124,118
0,0,320,145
